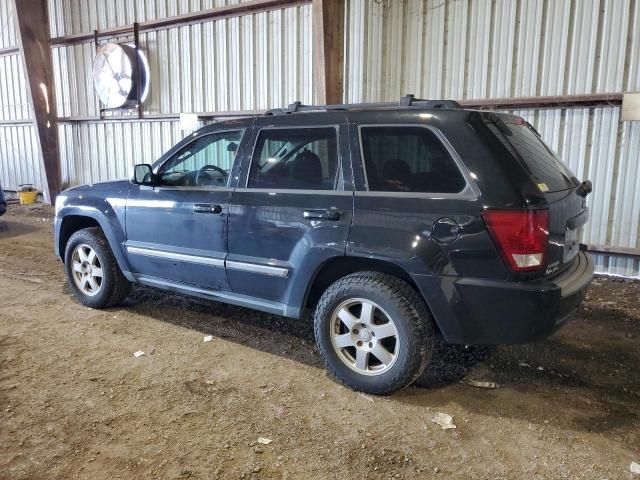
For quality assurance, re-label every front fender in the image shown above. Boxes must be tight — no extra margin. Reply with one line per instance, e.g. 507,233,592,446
54,184,133,281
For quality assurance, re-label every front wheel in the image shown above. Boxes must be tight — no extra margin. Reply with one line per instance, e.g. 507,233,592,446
314,272,434,395
64,227,131,308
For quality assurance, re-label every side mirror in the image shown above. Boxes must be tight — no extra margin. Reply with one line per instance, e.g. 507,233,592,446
132,164,156,186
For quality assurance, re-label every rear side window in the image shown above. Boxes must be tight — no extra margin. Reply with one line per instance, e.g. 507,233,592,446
248,127,339,190
478,118,576,192
360,126,466,193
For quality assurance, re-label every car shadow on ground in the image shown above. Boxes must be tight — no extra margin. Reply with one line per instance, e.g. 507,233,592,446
0,220,40,239
108,285,640,435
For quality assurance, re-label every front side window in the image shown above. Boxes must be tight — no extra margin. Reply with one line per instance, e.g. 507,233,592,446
248,127,339,190
159,130,242,187
360,126,466,193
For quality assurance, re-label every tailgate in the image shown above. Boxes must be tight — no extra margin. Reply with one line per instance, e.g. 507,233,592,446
544,188,589,276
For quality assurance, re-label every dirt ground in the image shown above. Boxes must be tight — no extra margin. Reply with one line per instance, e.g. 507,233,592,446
0,204,639,480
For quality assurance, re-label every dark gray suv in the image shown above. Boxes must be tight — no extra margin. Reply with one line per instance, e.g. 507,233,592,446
54,97,594,394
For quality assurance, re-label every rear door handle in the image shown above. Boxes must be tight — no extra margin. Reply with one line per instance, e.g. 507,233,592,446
303,208,341,221
193,203,222,214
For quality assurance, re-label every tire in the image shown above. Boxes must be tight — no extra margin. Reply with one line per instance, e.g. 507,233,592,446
64,227,131,308
313,271,434,395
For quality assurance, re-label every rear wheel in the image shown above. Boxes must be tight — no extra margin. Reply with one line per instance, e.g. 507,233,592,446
64,227,131,308
314,271,434,395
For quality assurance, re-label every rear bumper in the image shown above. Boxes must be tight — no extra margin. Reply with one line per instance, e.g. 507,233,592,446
412,251,594,345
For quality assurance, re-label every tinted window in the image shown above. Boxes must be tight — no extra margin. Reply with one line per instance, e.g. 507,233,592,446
360,126,466,193
159,131,242,187
479,118,576,192
248,128,339,190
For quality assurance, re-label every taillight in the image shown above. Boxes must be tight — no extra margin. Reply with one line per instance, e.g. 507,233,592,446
482,209,549,272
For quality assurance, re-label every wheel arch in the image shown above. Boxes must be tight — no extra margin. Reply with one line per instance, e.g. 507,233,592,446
303,256,423,311
58,215,101,259
57,209,133,280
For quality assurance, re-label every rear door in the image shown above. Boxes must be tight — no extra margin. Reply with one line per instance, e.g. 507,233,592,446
226,112,353,308
346,116,497,279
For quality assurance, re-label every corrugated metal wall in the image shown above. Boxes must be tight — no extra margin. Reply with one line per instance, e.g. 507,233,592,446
0,0,16,49
48,0,312,194
345,0,640,277
46,0,255,37
0,0,44,194
344,0,637,100
51,5,313,118
1,0,637,276
58,120,187,188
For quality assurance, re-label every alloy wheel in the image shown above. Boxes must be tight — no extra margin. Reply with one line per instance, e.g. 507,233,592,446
330,298,399,376
71,244,104,296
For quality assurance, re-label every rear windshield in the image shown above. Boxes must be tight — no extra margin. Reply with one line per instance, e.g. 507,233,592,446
476,117,577,192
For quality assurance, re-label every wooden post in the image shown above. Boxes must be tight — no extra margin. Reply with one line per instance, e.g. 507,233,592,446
12,0,61,203
312,0,345,105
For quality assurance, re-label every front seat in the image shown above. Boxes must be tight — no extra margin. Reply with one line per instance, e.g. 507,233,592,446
290,149,323,188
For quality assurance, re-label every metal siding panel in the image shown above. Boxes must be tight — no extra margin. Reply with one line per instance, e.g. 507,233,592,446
512,0,543,97
0,0,43,193
0,54,30,121
466,0,491,99
0,124,43,192
444,0,467,99
594,0,630,92
610,121,640,249
625,0,640,91
538,0,571,96
366,0,384,101
47,0,256,37
584,107,619,246
344,0,636,99
487,0,516,98
49,3,309,118
565,0,600,94
2,0,630,277
0,0,17,49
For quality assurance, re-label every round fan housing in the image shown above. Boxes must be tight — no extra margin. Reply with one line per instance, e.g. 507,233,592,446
92,42,149,109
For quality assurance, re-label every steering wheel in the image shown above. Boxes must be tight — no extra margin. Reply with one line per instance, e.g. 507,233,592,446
196,165,228,186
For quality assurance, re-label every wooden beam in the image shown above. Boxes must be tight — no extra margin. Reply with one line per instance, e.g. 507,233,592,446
459,93,623,110
12,0,61,203
312,0,345,105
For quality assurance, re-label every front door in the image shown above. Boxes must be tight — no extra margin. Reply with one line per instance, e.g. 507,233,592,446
226,113,353,309
125,129,245,290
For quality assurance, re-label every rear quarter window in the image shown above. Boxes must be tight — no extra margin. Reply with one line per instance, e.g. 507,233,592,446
360,126,467,194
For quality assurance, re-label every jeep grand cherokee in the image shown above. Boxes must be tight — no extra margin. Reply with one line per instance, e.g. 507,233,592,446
53,96,593,394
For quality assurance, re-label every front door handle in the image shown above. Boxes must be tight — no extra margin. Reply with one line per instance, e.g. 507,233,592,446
303,208,341,221
193,203,222,214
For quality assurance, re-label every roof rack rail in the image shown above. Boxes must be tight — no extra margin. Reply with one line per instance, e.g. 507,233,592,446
263,94,461,116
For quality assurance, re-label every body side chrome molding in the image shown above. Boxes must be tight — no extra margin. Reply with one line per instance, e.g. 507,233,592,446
126,246,225,267
126,245,289,277
226,260,289,278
